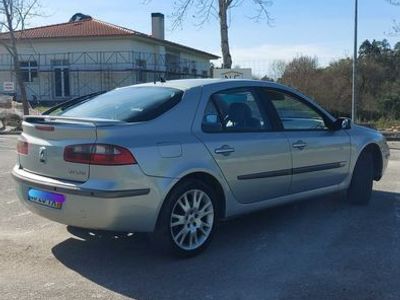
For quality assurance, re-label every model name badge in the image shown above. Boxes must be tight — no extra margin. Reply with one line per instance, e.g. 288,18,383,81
68,169,87,176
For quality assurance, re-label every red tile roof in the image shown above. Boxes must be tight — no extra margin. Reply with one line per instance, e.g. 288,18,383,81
0,18,219,59
5,18,135,39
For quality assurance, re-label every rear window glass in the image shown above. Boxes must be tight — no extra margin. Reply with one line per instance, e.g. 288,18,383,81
53,87,183,122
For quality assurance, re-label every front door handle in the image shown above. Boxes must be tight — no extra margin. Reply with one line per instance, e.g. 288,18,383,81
215,145,235,156
292,140,307,150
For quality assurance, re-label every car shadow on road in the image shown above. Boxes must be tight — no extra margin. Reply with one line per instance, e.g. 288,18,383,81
51,190,400,300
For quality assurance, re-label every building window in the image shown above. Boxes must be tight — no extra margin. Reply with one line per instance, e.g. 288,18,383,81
51,60,70,98
191,61,197,76
166,53,180,74
136,59,147,83
19,61,38,82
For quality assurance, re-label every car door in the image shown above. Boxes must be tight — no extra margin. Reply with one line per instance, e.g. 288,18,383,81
261,88,351,194
194,86,292,204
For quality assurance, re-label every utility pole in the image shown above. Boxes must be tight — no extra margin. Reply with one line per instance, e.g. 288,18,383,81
352,0,358,122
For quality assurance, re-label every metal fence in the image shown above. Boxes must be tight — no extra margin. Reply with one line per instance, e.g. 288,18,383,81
0,50,211,105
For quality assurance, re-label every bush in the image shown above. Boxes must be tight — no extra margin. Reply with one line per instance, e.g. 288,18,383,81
0,112,22,130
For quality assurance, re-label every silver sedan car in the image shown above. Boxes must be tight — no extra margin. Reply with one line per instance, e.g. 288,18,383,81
12,79,390,256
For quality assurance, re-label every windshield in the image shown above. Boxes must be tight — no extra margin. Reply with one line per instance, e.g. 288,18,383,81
52,86,183,122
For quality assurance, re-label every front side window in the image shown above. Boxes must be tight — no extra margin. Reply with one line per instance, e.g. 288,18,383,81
53,87,183,122
265,90,328,130
202,88,271,132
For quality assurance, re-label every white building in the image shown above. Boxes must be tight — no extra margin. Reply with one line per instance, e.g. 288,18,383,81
0,13,218,103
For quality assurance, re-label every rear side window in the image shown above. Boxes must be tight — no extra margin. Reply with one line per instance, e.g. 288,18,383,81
55,87,183,122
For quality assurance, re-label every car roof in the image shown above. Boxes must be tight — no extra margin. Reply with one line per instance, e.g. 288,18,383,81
116,78,309,103
133,78,275,91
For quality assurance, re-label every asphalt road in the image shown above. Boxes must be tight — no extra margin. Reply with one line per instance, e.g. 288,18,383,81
1,135,400,300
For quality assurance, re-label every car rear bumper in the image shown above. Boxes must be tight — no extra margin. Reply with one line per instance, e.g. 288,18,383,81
12,165,175,232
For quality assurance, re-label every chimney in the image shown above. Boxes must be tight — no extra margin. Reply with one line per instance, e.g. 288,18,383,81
151,13,165,40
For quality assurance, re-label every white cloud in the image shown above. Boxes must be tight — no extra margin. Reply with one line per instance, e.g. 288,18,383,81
233,44,340,62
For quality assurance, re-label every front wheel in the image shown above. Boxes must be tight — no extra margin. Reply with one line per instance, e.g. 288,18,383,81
153,179,217,257
347,151,374,205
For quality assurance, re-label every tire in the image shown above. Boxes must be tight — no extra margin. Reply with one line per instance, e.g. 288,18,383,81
152,179,218,257
347,150,374,205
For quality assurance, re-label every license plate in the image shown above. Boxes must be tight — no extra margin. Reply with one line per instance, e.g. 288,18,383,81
28,188,65,209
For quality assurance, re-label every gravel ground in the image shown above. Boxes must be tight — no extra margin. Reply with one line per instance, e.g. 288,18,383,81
0,135,400,300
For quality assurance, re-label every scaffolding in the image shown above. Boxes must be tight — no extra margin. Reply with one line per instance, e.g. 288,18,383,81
0,50,211,104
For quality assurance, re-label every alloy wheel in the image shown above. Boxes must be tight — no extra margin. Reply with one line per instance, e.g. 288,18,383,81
170,189,214,250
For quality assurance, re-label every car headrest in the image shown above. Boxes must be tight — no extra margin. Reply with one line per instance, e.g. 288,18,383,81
228,102,252,123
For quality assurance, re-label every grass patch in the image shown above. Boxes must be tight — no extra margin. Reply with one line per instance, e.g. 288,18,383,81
371,118,400,131
33,106,50,113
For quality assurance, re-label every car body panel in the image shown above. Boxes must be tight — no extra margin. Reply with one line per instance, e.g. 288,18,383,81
347,124,390,178
19,120,97,182
196,131,292,204
192,82,292,204
284,130,351,193
13,165,178,232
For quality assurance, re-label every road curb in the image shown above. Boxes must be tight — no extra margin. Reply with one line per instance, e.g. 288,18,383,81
382,132,400,141
0,131,21,135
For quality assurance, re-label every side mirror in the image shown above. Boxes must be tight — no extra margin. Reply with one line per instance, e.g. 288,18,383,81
205,114,218,123
333,117,352,130
202,114,222,132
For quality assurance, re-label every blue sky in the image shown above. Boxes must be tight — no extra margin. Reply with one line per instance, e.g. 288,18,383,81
30,0,399,76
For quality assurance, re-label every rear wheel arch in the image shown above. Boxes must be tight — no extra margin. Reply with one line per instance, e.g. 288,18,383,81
358,143,383,181
159,172,226,222
152,172,226,256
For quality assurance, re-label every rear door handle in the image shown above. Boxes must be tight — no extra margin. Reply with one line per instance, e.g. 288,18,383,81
292,140,307,150
215,145,235,156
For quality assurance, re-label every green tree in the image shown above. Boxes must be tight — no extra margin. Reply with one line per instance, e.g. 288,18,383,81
280,56,319,97
318,58,353,116
378,81,400,119
359,39,391,59
278,39,400,121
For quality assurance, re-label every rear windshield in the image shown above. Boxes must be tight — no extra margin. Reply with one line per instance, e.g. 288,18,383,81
52,86,183,122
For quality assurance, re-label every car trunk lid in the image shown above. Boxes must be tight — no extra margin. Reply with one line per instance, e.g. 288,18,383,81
19,116,121,182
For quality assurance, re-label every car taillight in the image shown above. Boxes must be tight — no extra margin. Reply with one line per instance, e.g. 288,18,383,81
35,125,54,131
17,139,29,155
64,144,136,165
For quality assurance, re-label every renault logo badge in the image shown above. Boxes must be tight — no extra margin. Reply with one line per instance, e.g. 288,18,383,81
39,146,47,163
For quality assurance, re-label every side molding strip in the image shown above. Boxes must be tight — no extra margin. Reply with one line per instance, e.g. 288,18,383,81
237,169,292,180
237,161,346,180
292,161,346,174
